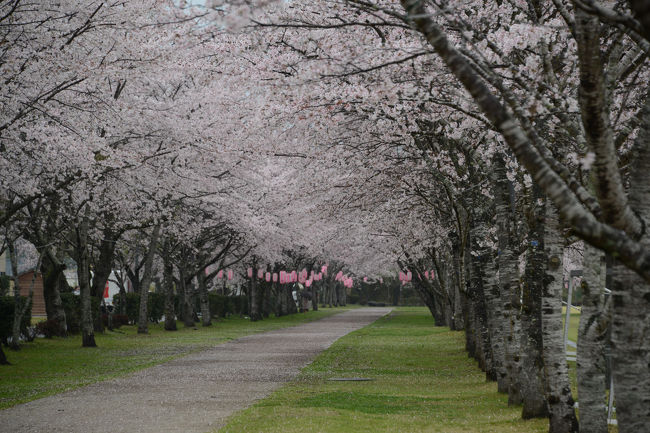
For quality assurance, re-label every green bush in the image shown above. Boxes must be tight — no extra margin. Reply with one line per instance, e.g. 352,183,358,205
231,295,248,315
347,293,360,304
112,292,165,324
60,292,81,333
148,292,165,323
60,293,100,334
0,275,10,296
35,319,61,338
206,294,249,317
208,293,231,317
0,296,32,343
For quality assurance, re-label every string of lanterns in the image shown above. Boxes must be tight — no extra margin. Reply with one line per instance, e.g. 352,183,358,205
205,263,434,288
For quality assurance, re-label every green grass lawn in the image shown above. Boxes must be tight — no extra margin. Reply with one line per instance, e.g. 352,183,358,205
218,307,548,433
0,307,352,410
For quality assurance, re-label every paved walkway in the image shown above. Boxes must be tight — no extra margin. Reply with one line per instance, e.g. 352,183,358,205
0,308,391,433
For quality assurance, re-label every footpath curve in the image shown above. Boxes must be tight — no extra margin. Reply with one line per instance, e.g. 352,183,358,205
0,307,391,433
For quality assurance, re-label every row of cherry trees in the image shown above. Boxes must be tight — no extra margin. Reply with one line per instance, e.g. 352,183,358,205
240,1,648,432
1,1,649,432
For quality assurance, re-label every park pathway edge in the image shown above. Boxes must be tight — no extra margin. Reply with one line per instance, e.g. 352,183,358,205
0,307,391,433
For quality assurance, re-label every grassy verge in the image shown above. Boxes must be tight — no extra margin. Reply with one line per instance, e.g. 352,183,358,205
0,307,352,410
218,307,548,433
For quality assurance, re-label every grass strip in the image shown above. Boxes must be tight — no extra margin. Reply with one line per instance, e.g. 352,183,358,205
0,307,352,410
219,307,548,433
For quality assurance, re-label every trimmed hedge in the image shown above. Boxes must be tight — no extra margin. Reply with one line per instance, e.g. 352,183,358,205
108,292,248,324
207,294,248,317
0,296,32,343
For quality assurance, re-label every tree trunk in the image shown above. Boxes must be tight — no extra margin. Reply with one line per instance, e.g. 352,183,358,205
541,206,578,432
519,189,548,419
163,255,177,331
287,284,297,314
576,244,608,433
311,282,318,311
9,242,29,350
608,98,650,431
469,222,495,380
327,281,334,308
262,280,271,318
277,282,286,316
76,215,96,348
181,271,195,328
198,271,211,326
249,274,261,321
0,345,9,365
137,225,160,334
41,256,68,336
493,154,523,404
91,229,118,333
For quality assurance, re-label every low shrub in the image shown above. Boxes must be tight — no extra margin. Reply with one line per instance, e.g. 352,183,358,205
112,314,129,328
100,313,129,329
35,319,63,338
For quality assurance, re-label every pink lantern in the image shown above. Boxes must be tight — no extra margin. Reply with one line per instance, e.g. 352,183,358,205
321,265,328,275
306,279,312,288
363,277,368,282
247,267,253,278
217,270,223,279
280,273,285,284
273,273,278,282
406,271,412,282
425,270,429,279
430,270,435,279
227,270,233,280
265,272,271,282
398,271,404,281
379,277,383,284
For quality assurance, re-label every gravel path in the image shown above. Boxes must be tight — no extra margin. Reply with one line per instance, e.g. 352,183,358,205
0,307,391,433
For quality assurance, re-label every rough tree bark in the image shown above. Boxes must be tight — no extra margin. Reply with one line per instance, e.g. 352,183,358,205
519,187,548,419
576,244,608,433
468,220,495,380
492,155,523,402
608,94,650,432
541,206,578,432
